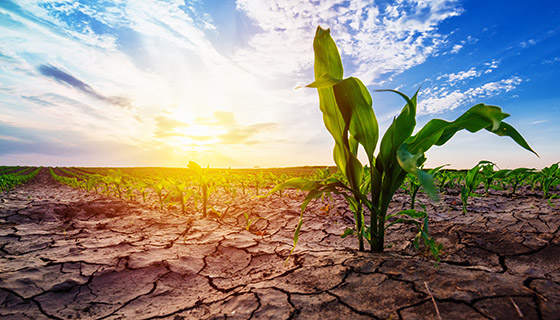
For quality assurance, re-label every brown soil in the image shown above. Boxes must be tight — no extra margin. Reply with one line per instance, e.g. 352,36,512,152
1,168,558,319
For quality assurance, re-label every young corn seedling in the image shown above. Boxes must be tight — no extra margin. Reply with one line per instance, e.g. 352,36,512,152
243,212,267,232
460,161,486,214
85,174,102,193
504,167,535,196
493,169,511,191
478,161,501,196
151,179,172,210
434,169,460,195
252,171,266,196
384,205,444,263
171,180,194,215
107,170,125,199
538,162,560,199
188,161,215,217
133,180,150,203
403,165,446,210
271,26,537,257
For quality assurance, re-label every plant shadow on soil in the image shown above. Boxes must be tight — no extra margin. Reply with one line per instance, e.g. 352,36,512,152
0,168,559,319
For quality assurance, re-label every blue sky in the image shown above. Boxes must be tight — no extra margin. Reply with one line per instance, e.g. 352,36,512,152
0,0,558,169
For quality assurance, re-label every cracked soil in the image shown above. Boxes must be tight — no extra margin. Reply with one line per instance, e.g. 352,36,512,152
1,168,559,319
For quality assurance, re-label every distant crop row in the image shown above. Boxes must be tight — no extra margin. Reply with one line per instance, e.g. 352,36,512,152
402,161,560,211
47,163,314,227
47,161,559,220
0,166,40,192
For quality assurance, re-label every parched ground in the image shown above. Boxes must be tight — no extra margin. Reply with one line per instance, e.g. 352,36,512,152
1,168,559,319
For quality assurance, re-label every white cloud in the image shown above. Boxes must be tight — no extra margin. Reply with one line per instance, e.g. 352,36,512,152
436,59,500,84
438,67,478,82
0,135,24,142
443,35,478,55
543,57,560,64
520,38,536,48
419,76,522,114
234,0,463,84
450,43,463,53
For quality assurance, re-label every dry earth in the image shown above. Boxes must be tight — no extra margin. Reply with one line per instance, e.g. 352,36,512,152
1,168,559,319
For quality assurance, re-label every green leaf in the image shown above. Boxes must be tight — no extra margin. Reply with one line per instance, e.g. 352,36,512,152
386,209,428,220
376,89,418,188
306,73,342,89
313,27,343,80
492,122,538,156
188,161,202,173
406,104,537,157
340,228,356,238
312,27,348,178
311,26,364,190
396,144,438,200
333,77,379,163
266,178,315,194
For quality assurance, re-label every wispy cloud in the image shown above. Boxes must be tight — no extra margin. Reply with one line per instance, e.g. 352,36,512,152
21,93,108,120
420,76,522,114
156,111,278,146
234,0,463,84
450,44,463,54
0,121,84,156
520,39,536,48
436,59,500,84
443,35,477,55
153,115,189,138
37,64,130,108
542,57,560,64
219,122,278,145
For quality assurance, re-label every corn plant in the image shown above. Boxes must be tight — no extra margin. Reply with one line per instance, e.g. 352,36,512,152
538,162,560,199
235,174,249,196
85,174,103,193
149,179,172,210
403,166,446,209
271,26,537,256
478,161,503,196
243,212,267,232
251,171,266,196
460,161,492,214
133,180,150,203
188,161,215,217
170,180,194,215
434,169,461,194
269,173,289,198
503,167,535,196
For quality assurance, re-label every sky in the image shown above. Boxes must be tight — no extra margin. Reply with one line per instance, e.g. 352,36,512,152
0,0,559,169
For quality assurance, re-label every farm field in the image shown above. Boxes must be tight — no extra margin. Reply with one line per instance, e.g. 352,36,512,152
1,165,559,319
3,2,560,319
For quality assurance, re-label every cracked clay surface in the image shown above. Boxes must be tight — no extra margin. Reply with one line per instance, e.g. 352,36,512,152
1,168,559,319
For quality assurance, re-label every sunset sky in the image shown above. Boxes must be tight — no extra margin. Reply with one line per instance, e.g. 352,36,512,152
1,0,559,169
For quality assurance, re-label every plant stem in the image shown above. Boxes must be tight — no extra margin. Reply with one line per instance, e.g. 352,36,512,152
356,204,364,251
410,187,419,209
202,185,208,217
